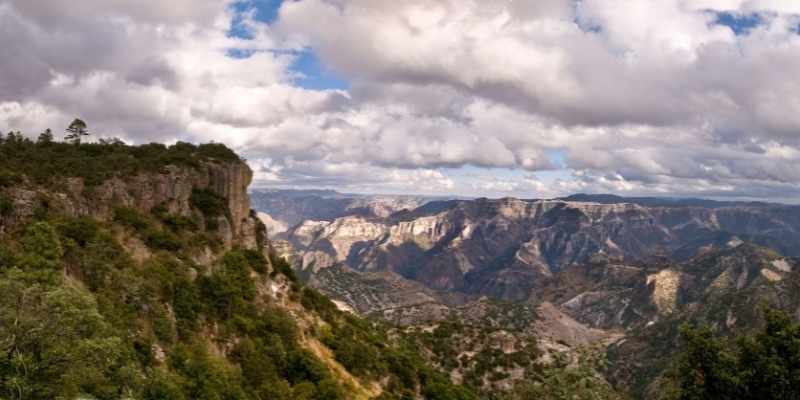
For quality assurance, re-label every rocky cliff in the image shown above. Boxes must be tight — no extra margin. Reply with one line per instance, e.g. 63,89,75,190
0,140,494,400
280,196,800,306
1,158,264,260
250,189,448,235
248,189,800,398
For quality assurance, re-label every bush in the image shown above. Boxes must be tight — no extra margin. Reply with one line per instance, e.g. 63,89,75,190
145,229,183,251
200,251,257,318
0,194,12,217
242,249,268,274
20,221,63,270
191,189,227,219
56,217,100,247
0,169,20,188
300,287,338,320
270,255,298,283
114,207,151,232
169,343,249,400
197,143,240,161
670,307,800,400
285,349,331,384
423,379,479,400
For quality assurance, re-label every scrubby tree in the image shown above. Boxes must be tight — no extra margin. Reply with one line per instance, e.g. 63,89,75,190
19,222,63,270
65,118,89,144
0,268,127,399
512,348,623,400
37,129,54,144
671,307,800,400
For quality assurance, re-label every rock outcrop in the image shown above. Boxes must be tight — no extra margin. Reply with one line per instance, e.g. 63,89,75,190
1,159,264,259
283,196,800,302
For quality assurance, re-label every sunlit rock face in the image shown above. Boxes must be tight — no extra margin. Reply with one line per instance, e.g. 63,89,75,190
276,195,800,302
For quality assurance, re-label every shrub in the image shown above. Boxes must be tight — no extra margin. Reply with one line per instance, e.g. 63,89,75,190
300,287,337,320
56,217,100,247
114,207,151,232
242,249,268,274
0,169,20,188
0,194,12,217
190,189,227,219
145,229,183,251
200,251,257,318
285,349,330,384
270,254,298,283
197,143,240,161
20,221,63,270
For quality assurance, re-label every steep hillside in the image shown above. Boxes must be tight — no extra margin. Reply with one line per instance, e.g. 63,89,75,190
253,188,800,398
544,243,800,397
0,136,480,400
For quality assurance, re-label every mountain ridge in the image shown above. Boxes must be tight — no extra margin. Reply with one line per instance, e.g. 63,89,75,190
0,138,488,400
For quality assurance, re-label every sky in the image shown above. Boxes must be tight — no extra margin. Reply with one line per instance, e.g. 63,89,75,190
1,1,800,201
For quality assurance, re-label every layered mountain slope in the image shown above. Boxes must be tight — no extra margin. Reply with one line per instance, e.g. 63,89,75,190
531,239,800,397
250,189,441,236
250,188,800,398
0,138,480,400
283,197,800,305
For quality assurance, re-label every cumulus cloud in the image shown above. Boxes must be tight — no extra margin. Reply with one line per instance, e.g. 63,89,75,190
1,0,799,200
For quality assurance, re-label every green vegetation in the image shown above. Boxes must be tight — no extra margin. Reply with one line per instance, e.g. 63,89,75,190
298,286,481,400
664,307,800,400
0,131,239,187
0,212,353,399
0,195,12,218
0,162,480,400
0,134,624,400
511,349,623,400
191,188,229,230
271,253,299,283
65,118,90,144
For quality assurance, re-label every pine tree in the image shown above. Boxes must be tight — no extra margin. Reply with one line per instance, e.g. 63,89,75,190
65,118,89,144
37,128,54,144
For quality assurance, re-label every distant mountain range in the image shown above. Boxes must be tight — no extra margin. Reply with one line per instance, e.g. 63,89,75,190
251,189,800,396
249,189,459,235
259,192,799,298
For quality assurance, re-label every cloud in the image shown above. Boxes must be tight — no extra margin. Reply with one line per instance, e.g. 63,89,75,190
1,0,800,201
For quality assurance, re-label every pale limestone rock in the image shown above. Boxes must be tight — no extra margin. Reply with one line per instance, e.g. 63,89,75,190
293,221,331,247
646,269,682,315
761,268,782,282
772,259,792,272
257,212,288,235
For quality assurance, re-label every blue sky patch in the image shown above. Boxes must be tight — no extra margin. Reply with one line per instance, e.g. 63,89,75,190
713,11,763,35
227,0,349,91
290,50,350,91
228,0,283,39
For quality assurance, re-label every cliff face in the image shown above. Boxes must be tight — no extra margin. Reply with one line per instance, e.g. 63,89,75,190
249,189,445,236
1,159,264,258
279,197,800,307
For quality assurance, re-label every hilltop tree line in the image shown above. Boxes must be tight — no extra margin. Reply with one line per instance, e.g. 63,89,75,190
0,119,240,187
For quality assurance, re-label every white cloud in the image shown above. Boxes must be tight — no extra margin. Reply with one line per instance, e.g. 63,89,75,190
1,0,800,200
